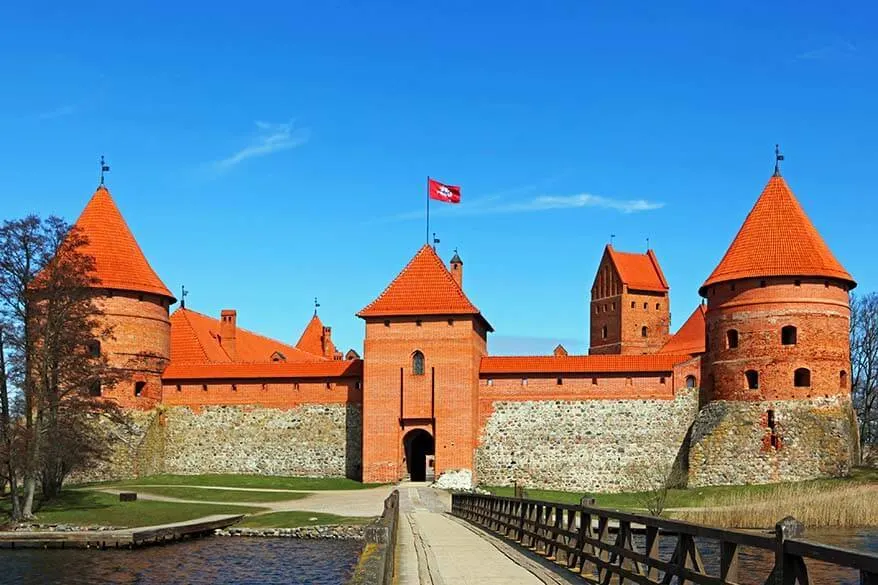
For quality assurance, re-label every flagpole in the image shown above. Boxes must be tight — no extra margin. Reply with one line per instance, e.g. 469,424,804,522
426,176,430,245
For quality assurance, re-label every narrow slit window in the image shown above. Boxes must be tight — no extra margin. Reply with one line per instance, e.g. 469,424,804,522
641,326,648,338
745,370,759,390
412,351,425,375
726,329,739,349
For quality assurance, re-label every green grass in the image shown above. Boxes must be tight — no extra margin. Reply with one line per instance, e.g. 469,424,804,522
484,467,878,511
0,490,267,529
237,511,375,529
129,486,309,503
76,474,380,491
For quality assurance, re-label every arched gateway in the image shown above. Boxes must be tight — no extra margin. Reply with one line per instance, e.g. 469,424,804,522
403,429,435,482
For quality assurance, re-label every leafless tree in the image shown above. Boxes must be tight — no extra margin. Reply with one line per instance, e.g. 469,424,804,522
0,216,126,519
851,293,878,459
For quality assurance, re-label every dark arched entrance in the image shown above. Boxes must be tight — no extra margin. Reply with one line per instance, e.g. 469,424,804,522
403,429,435,482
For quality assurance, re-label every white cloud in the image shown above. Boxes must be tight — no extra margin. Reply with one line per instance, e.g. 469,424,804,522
214,121,309,170
36,104,76,120
796,41,856,61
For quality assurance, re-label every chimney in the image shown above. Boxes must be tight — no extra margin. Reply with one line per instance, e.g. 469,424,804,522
450,250,463,288
321,326,334,359
220,309,237,360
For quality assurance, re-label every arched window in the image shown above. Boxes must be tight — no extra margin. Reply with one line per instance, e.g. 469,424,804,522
412,351,425,375
781,326,797,346
134,381,146,397
726,329,739,349
641,326,648,338
601,325,608,339
840,370,848,389
685,375,697,389
745,370,759,390
794,368,811,387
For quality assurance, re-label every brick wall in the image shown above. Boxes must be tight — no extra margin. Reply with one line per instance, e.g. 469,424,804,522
161,378,362,410
94,290,171,409
361,315,487,483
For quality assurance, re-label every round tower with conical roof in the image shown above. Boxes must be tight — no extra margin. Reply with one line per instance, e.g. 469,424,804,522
688,168,859,486
73,185,175,409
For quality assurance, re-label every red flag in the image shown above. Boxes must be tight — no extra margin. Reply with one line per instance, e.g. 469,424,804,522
428,178,461,204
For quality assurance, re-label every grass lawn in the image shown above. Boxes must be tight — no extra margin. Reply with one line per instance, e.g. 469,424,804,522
484,467,878,511
129,486,309,503
77,474,380,491
0,490,267,529
237,511,375,529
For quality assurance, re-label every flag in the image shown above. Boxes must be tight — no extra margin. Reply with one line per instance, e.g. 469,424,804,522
428,178,461,204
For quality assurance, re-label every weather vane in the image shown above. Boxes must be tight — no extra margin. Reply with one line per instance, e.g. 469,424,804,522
646,237,650,250
314,297,320,316
432,232,440,250
100,155,110,186
181,285,188,309
610,234,616,246
774,144,784,177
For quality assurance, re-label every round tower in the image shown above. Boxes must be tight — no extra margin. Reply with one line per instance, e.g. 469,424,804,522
688,163,859,486
73,184,175,409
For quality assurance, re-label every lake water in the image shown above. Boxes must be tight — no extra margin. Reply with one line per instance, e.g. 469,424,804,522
1,537,363,585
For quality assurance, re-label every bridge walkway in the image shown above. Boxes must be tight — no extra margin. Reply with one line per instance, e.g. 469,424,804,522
395,483,574,585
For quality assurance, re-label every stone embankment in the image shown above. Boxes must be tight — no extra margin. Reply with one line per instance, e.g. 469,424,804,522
216,525,365,539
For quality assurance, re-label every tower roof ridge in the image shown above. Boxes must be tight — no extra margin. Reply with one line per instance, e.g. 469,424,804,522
700,175,855,294
74,185,175,300
605,245,668,292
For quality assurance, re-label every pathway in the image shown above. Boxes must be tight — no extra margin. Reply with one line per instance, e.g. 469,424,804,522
89,484,394,517
395,483,575,584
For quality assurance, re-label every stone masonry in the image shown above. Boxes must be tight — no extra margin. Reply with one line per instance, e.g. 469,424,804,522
475,388,699,492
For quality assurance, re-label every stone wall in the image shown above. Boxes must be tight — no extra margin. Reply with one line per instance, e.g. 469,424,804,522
161,404,362,478
72,409,165,483
475,388,699,492
688,396,858,486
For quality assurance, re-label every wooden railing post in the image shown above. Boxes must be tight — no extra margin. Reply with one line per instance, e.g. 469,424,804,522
774,516,805,585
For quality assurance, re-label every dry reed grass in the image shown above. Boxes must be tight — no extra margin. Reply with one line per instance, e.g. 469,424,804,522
672,483,878,528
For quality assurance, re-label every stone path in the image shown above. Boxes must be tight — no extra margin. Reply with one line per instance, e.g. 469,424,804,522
395,483,572,584
90,484,394,517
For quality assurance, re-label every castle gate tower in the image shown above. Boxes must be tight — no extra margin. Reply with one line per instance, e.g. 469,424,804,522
72,185,176,409
688,167,858,486
358,246,491,484
589,245,670,355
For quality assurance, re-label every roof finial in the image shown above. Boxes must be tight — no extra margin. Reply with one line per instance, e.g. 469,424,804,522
646,237,650,250
774,144,784,177
610,234,616,247
99,155,110,186
314,296,320,316
432,232,440,251
180,284,188,309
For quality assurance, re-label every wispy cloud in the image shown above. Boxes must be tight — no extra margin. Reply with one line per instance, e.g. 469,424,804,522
36,104,76,120
214,121,309,170
796,41,856,61
379,191,664,223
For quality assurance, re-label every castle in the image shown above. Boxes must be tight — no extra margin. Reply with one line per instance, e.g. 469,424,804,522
72,163,859,491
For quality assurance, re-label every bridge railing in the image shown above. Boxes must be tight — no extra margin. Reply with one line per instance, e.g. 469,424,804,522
451,492,878,585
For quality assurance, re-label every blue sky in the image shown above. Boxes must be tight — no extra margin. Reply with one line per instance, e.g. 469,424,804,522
1,2,876,355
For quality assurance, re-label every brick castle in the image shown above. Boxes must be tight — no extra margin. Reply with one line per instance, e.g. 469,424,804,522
71,164,859,491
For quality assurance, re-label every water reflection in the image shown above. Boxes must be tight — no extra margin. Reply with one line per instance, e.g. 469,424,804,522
2,537,363,585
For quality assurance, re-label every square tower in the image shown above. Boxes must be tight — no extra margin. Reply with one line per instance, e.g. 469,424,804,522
589,245,670,355
357,246,491,484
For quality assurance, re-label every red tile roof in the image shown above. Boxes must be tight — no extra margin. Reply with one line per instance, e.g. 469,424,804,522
169,308,324,364
73,186,174,300
480,354,691,375
163,359,362,381
606,246,668,292
296,314,337,357
358,245,492,329
701,175,855,294
659,305,706,355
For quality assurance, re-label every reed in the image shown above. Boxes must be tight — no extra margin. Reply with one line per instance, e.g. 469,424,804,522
673,483,878,528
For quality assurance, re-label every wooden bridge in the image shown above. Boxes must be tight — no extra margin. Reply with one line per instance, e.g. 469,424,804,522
450,493,878,585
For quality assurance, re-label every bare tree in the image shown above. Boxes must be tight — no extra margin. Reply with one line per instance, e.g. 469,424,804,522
0,216,126,519
850,293,878,458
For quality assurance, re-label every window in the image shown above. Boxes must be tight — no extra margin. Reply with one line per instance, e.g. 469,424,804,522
521,378,528,386
781,326,797,346
626,377,633,385
486,378,494,386
594,306,599,315
556,377,563,386
601,325,608,339
660,376,666,385
592,377,598,385
630,301,635,309
655,303,660,310
685,375,696,389
326,382,334,389
794,368,811,387
840,370,848,389
231,384,238,392
760,280,766,288
726,329,739,349
641,326,648,338
794,280,801,287
416,320,422,327
134,381,146,397
745,370,759,390
202,384,208,391
356,381,362,390
293,382,300,390
176,384,181,392
384,320,390,327
87,340,101,357
643,302,648,309
89,381,101,397
611,302,615,311
412,351,425,375
767,409,781,449
448,319,454,326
